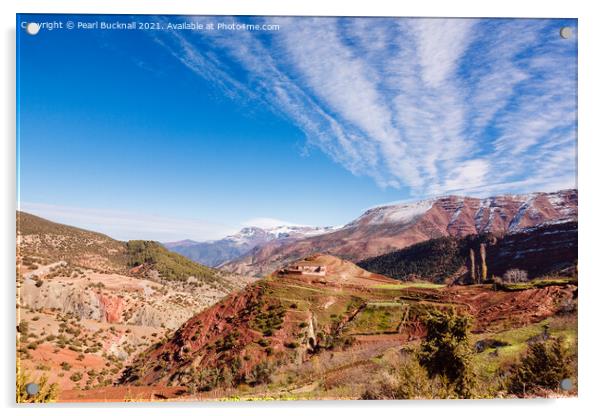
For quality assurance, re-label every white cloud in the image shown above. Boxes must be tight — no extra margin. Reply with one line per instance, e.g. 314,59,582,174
441,159,490,193
241,217,302,229
19,202,238,243
413,19,476,88
151,17,577,199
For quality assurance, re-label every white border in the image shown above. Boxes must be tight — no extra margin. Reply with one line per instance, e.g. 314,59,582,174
2,1,601,415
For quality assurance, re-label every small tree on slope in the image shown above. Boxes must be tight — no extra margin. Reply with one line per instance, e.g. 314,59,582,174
417,309,476,398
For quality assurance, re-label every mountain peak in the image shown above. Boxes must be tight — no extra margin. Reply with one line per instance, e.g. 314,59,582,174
347,198,435,227
165,224,339,267
221,189,577,277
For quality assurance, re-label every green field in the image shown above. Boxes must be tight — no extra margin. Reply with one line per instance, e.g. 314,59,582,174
374,282,445,290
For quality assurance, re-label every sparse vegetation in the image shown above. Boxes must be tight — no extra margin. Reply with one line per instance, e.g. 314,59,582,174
16,209,578,401
361,355,451,399
16,370,58,403
17,211,127,271
246,362,272,386
252,302,285,337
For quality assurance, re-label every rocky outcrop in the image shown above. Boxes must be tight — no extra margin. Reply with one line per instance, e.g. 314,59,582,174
98,294,125,323
21,282,104,321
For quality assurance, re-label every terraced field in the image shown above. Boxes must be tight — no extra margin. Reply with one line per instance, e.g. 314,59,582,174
116,254,577,401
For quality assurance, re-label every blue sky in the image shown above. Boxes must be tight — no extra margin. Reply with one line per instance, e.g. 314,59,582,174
17,15,577,242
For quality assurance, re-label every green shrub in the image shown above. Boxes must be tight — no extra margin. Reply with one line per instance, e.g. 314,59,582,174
246,362,272,386
17,321,29,335
361,355,450,400
190,368,223,392
69,372,83,382
417,309,476,398
506,337,573,396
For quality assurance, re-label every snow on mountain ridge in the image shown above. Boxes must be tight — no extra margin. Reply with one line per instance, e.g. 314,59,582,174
348,190,576,229
223,224,337,243
165,224,340,267
345,199,435,227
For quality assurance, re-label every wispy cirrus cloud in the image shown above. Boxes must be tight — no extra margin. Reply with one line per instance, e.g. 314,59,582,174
151,17,577,198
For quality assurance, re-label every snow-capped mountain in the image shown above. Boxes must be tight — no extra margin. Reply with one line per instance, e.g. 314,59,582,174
220,189,577,276
164,225,337,267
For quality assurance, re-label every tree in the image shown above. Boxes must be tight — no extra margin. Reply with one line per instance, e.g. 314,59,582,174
245,362,272,386
469,249,476,283
503,269,528,283
16,370,58,403
417,309,476,398
506,337,572,396
479,243,487,283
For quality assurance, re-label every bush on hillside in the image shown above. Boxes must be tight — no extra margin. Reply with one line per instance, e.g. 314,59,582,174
362,309,478,400
246,362,272,386
506,337,573,396
417,309,476,398
361,355,451,399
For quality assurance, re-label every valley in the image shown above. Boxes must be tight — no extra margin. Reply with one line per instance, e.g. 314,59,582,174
16,189,578,401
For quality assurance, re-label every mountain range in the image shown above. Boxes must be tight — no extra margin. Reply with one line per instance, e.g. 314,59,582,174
164,225,338,267
217,189,577,277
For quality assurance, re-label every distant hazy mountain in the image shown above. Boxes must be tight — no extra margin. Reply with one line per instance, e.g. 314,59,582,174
164,225,338,267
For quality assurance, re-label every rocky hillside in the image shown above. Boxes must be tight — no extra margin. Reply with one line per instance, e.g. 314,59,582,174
17,211,128,273
18,211,236,288
119,254,576,398
358,221,577,283
119,254,397,388
220,189,577,277
16,212,252,392
165,225,337,267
